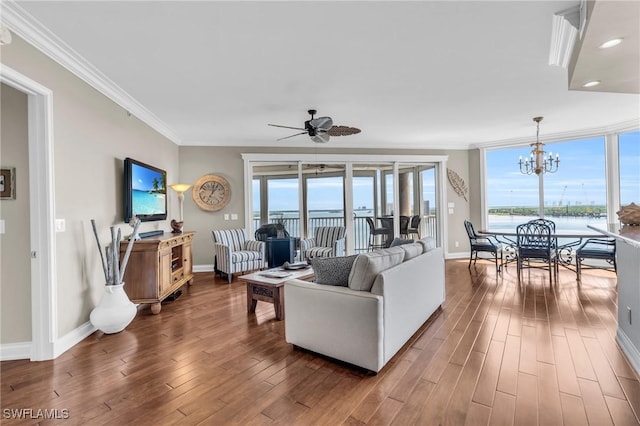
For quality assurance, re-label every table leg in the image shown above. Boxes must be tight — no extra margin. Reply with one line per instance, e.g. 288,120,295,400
247,283,257,313
273,286,284,320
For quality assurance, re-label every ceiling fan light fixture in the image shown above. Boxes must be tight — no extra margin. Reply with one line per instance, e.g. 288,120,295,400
583,80,601,88
599,38,623,49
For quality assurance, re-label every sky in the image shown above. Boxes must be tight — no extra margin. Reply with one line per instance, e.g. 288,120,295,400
253,170,437,213
131,162,165,191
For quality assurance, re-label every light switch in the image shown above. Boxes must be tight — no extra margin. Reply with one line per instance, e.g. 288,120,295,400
448,208,454,215
448,202,455,208
231,213,238,220
224,214,229,220
55,219,66,232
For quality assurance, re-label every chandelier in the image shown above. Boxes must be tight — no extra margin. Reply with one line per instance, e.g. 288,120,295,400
518,116,560,175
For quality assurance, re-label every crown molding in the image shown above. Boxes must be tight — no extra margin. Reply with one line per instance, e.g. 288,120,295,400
1,1,182,145
548,6,579,68
470,118,640,150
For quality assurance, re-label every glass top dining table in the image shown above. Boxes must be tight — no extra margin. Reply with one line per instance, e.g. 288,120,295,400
477,228,606,269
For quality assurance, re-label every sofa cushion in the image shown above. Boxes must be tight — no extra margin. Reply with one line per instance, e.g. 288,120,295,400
400,243,423,261
389,237,414,247
418,236,436,252
312,255,357,287
348,247,405,291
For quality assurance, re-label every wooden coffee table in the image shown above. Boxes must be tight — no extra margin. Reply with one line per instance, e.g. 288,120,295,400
239,267,314,320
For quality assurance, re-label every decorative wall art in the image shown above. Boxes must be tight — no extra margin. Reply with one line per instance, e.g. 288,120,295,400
192,174,231,211
447,168,468,202
0,167,16,200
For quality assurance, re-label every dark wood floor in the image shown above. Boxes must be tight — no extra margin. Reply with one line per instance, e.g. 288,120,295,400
2,259,639,425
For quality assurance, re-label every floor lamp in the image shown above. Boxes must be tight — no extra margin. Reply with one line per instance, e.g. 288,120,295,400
170,183,192,233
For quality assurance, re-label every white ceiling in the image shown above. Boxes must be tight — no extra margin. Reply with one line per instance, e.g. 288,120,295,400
6,1,640,149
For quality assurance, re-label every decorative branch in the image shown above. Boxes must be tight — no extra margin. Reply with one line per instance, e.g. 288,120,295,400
447,168,468,202
91,219,108,283
119,218,141,283
91,218,141,286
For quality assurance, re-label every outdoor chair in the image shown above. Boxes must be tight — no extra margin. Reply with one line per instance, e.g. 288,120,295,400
366,217,388,251
254,223,290,241
407,215,421,239
211,228,265,283
300,226,346,261
464,220,503,273
516,221,557,284
576,238,616,281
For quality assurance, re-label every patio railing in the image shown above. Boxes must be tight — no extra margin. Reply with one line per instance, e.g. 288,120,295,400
253,215,437,253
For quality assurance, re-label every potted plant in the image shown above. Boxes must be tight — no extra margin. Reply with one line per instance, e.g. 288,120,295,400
89,218,141,334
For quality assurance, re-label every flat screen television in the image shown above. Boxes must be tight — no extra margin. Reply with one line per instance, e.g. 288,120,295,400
123,157,167,223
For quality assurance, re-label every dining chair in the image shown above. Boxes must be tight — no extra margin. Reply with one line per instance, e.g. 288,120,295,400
516,221,557,284
464,220,503,273
576,238,616,281
366,217,388,251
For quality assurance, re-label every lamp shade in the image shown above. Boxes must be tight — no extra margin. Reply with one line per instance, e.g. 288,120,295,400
170,183,192,193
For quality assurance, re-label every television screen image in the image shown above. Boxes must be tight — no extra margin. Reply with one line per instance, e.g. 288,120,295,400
124,158,167,222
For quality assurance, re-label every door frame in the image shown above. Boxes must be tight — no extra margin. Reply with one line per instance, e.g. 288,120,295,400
1,64,57,361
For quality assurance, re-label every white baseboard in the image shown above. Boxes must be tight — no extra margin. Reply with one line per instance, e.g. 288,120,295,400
194,264,215,272
53,321,96,359
617,329,640,376
0,341,32,361
446,252,469,260
0,322,97,362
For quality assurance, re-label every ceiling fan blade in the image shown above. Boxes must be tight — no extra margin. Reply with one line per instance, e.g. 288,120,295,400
328,125,361,136
311,133,330,143
309,117,333,131
268,124,306,131
277,131,307,141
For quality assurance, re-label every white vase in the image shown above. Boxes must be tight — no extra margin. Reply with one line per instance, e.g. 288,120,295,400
90,283,137,334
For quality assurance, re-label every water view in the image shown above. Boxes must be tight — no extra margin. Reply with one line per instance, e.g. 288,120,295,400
132,190,166,216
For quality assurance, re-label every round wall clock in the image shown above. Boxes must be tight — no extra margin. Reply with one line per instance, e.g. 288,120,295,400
192,174,231,212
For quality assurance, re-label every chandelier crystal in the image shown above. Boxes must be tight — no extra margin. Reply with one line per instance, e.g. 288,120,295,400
518,116,560,175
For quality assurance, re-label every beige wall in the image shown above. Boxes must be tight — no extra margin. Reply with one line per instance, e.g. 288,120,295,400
1,35,180,338
1,83,32,344
179,146,472,266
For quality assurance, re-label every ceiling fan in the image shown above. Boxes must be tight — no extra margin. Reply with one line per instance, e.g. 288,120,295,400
268,109,361,143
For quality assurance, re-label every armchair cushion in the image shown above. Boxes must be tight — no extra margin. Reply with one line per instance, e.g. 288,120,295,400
302,226,347,260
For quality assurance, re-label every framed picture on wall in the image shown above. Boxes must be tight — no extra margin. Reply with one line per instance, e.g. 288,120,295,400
0,167,16,200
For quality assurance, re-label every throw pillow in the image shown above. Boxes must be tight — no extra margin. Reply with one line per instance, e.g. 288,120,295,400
312,255,358,287
390,237,414,247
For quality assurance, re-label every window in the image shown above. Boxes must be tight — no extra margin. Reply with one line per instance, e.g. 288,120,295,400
543,137,607,230
486,147,540,230
619,130,640,207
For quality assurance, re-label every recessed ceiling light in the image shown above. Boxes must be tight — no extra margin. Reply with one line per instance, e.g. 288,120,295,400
583,81,601,88
599,38,623,49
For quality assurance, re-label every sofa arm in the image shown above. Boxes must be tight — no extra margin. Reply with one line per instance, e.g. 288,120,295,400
300,237,316,260
284,279,384,372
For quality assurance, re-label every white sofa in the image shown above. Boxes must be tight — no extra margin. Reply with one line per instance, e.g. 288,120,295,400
284,240,445,373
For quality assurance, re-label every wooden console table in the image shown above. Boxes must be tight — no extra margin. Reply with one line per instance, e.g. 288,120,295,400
120,231,194,314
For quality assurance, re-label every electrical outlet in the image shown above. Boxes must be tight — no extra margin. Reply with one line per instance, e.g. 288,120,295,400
455,241,459,247
231,213,238,220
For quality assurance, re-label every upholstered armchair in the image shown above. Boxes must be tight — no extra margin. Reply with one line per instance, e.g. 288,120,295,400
300,226,346,261
211,228,265,283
